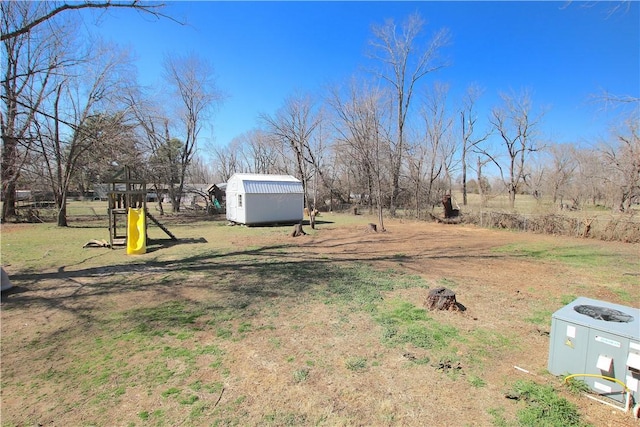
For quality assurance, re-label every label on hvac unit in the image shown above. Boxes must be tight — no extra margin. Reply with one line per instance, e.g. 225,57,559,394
595,335,621,348
593,381,612,393
566,325,576,338
631,342,640,351
627,375,639,393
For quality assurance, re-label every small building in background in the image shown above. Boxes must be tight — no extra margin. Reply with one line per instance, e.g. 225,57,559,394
225,173,303,225
207,183,226,212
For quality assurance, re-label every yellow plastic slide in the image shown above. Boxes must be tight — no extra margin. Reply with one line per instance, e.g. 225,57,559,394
127,208,147,255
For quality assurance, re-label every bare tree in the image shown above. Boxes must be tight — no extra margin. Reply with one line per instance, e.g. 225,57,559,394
567,147,602,209
544,144,578,205
561,0,635,19
186,154,215,184
1,2,68,221
261,94,322,211
1,0,174,222
406,83,453,218
1,1,171,42
125,93,168,214
419,82,455,212
459,84,491,205
241,129,284,174
213,139,242,182
567,88,640,211
161,52,223,212
475,155,493,207
406,137,430,217
593,90,639,107
317,147,349,212
599,113,640,212
369,12,449,216
30,41,134,226
489,89,545,209
526,159,546,201
211,129,284,182
329,81,390,231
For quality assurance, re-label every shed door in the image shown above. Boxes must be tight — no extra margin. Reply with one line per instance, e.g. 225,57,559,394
226,190,236,220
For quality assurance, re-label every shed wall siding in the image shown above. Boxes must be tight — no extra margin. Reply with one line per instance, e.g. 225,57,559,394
225,174,303,225
244,193,303,224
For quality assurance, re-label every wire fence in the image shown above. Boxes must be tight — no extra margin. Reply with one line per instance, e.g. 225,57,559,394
461,211,640,243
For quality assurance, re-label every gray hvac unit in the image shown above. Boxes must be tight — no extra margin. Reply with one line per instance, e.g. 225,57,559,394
548,297,640,404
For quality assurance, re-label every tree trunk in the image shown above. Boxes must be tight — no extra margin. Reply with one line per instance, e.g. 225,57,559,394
1,136,18,222
461,114,468,206
56,193,68,227
477,157,485,208
309,212,316,229
1,180,16,222
389,181,399,217
462,155,468,206
426,287,460,311
509,186,516,209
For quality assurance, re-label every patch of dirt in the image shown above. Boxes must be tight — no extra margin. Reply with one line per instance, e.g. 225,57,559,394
1,218,638,426
0,223,34,234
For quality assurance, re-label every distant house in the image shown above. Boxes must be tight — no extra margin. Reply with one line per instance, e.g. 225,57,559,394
182,184,211,208
225,173,303,225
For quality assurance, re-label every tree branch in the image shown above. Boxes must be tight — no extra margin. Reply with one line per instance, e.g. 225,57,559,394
1,1,178,42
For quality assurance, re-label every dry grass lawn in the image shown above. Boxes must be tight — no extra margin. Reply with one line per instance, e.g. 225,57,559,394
1,213,639,426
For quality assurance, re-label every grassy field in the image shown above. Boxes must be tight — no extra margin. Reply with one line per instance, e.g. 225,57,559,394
1,212,638,426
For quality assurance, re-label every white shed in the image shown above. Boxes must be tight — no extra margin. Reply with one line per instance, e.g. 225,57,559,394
225,173,304,225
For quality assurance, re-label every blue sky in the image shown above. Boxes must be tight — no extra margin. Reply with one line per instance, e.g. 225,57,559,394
82,1,639,152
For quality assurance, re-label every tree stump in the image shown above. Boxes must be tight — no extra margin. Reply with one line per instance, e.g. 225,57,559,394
290,223,307,237
367,223,377,233
442,195,459,219
426,287,460,311
582,217,593,238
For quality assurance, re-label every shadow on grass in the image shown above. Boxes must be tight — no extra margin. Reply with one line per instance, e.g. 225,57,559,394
67,223,110,229
1,231,518,311
239,219,335,228
145,237,208,253
0,240,422,334
1,224,537,340
303,219,334,226
1,286,28,301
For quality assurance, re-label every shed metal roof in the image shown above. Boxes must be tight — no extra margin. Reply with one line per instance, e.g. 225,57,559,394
231,173,299,182
243,180,303,194
229,173,303,194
